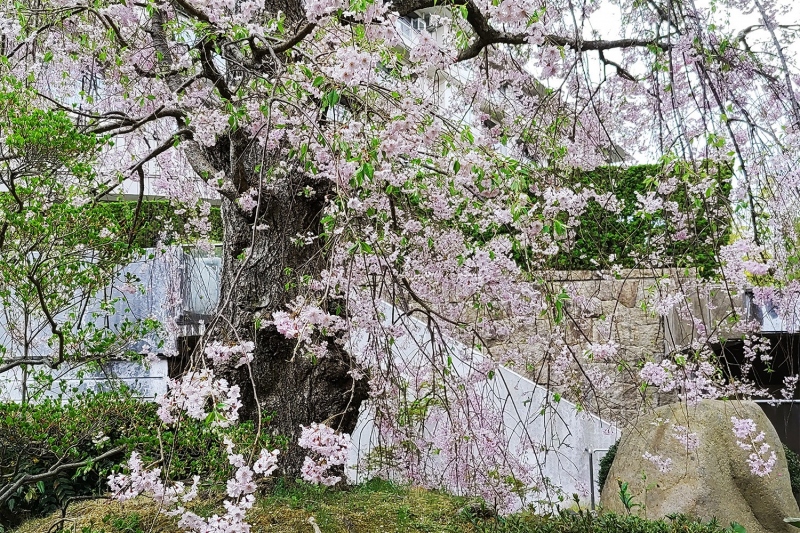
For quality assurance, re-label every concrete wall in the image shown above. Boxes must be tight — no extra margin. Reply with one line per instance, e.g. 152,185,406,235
346,302,620,511
0,247,221,401
0,358,168,402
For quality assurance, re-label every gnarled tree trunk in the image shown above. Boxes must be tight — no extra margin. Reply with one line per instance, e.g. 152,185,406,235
207,154,367,477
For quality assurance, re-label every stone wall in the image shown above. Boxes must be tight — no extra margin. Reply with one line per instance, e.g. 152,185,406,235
485,269,742,426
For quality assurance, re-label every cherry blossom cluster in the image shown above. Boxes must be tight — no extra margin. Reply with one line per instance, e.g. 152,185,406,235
731,417,777,477
270,297,345,357
639,360,719,405
204,341,256,368
297,422,351,486
108,452,200,506
157,370,242,428
672,425,700,452
642,452,673,473
109,441,280,533
586,341,619,362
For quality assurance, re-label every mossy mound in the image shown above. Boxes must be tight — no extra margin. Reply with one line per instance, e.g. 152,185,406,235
14,479,476,533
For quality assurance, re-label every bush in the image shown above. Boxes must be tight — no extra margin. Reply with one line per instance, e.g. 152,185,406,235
545,163,732,276
466,509,734,533
784,444,800,494
0,389,283,528
597,440,619,495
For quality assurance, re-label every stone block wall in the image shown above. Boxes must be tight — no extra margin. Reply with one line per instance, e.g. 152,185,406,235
484,269,741,427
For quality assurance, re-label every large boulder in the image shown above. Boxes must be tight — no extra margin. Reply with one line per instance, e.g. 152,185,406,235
600,400,799,533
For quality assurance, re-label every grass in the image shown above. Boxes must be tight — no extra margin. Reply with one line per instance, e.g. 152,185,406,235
12,480,734,533
13,479,482,533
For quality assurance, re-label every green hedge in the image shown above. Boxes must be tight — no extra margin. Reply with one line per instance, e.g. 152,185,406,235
467,509,736,533
546,162,732,275
0,390,281,528
597,440,619,495
96,200,223,248
459,161,732,276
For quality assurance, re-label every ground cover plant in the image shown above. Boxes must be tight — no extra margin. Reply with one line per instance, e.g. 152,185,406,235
13,480,739,533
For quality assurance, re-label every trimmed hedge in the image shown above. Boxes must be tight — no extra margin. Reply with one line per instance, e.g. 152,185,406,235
597,439,619,495
546,162,732,275
786,444,800,494
96,200,223,247
460,161,732,276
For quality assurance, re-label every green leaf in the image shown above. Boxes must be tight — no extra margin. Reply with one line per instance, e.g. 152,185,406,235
731,522,747,533
322,90,340,109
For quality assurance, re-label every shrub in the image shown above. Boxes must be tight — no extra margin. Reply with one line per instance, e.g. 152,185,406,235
466,509,734,533
784,444,800,494
545,163,732,276
0,389,282,528
597,440,619,494
94,200,223,247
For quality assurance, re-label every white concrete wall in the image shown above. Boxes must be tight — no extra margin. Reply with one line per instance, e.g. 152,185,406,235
0,358,168,402
346,302,620,510
0,247,221,401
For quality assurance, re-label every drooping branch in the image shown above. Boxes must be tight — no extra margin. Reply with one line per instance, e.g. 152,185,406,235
89,107,186,136
6,7,87,59
26,273,66,369
0,446,125,506
198,39,235,101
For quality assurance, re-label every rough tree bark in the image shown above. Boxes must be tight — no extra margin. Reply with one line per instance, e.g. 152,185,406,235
206,138,367,476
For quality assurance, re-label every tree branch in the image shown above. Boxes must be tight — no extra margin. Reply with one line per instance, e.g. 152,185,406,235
0,358,52,374
0,446,125,506
391,0,669,62
26,273,65,369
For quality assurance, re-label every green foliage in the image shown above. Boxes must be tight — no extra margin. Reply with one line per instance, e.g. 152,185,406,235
597,440,619,494
95,200,223,248
0,75,153,381
466,509,738,533
617,480,641,514
546,162,732,276
0,76,100,176
784,444,800,494
454,160,732,276
0,390,280,528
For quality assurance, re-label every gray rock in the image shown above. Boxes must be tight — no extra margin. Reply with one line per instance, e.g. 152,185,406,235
600,400,799,533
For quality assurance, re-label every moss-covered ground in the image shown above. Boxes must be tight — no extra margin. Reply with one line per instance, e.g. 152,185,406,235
14,479,482,533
